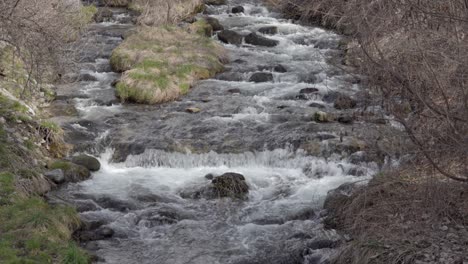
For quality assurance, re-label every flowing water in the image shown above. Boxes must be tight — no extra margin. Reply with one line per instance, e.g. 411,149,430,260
51,1,379,263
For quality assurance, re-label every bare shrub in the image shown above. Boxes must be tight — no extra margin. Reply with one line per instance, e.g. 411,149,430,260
0,0,90,98
269,0,468,182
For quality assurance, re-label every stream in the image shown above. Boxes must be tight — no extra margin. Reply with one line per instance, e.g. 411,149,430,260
50,0,380,263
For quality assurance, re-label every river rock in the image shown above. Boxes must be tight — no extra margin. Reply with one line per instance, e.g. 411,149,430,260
337,115,354,124
307,239,338,249
245,32,279,47
232,6,244,13
334,94,357,109
72,154,101,171
97,226,115,238
211,172,249,198
204,0,226,5
299,87,319,94
47,160,91,183
273,64,287,72
186,107,201,113
309,102,325,109
227,88,241,94
217,30,243,45
258,26,278,35
249,72,273,83
204,17,224,31
44,169,65,184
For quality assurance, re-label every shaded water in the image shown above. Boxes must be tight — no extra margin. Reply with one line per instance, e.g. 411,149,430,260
51,1,378,263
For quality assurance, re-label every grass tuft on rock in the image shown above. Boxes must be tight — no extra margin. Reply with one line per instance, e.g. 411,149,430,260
111,26,227,104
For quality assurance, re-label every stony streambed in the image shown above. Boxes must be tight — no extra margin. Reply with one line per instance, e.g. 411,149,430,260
49,1,385,263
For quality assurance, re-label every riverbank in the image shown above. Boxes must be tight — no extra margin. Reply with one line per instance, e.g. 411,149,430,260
265,0,468,263
0,2,98,262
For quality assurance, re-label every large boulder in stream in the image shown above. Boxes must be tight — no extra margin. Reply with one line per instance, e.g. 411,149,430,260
217,30,243,45
245,32,279,47
72,154,101,171
211,172,249,199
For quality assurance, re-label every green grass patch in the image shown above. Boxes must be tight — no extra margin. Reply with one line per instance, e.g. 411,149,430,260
110,26,227,104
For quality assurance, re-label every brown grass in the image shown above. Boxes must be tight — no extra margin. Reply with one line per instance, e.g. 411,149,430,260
111,26,227,104
327,167,468,264
130,0,204,26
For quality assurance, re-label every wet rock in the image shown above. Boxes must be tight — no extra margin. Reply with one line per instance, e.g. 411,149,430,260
47,160,91,183
71,154,101,171
217,30,243,45
289,233,314,240
186,107,201,113
204,0,226,5
205,173,215,180
299,87,319,94
291,208,316,220
204,16,224,31
227,88,241,94
309,102,325,109
216,72,244,82
334,94,357,109
211,172,249,198
348,167,366,176
337,115,354,124
232,6,244,13
94,8,113,23
97,227,114,238
274,64,287,73
74,200,99,212
295,94,309,100
249,72,273,83
314,111,333,122
44,169,65,184
307,239,338,249
258,26,278,35
245,32,279,47
79,73,98,82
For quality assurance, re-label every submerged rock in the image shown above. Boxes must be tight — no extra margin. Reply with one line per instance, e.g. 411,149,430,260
72,154,101,171
217,30,243,45
245,32,279,47
258,26,278,35
299,87,319,94
249,72,273,83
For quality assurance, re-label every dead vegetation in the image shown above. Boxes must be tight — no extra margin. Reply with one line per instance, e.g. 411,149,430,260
326,167,468,264
267,0,468,182
265,0,468,263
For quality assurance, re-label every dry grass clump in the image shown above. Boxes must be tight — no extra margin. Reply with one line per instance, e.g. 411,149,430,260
326,167,468,264
130,0,204,26
110,26,227,104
